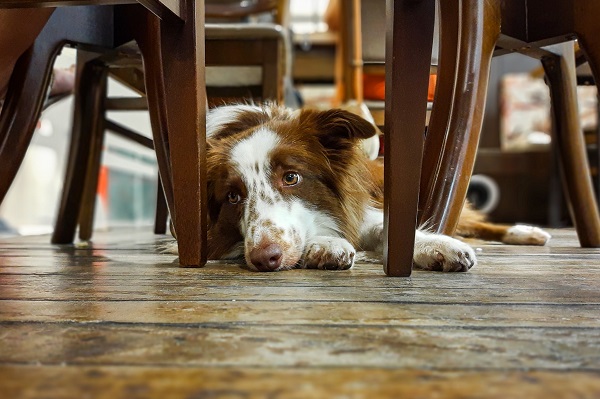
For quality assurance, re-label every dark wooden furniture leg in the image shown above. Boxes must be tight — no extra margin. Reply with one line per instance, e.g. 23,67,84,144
136,6,207,266
52,56,108,244
0,30,60,205
134,11,175,227
542,42,600,247
76,59,108,242
383,0,435,276
159,6,207,266
418,0,459,224
575,0,600,223
70,91,170,240
418,0,500,235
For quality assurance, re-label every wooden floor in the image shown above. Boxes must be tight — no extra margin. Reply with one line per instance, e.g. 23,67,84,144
1,228,600,398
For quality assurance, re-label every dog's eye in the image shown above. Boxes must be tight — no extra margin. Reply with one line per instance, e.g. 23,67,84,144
227,192,241,204
282,172,300,186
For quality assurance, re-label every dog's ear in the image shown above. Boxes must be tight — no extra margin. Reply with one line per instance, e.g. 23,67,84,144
207,104,271,140
300,108,377,150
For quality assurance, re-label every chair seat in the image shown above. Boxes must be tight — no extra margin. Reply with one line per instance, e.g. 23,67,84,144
205,22,287,88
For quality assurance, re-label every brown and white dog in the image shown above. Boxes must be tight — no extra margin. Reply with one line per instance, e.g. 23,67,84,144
180,104,550,272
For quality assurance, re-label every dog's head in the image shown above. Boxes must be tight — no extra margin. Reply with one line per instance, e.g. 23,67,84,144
206,104,377,271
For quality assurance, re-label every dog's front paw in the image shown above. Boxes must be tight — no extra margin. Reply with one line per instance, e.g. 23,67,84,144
414,232,476,272
303,236,356,270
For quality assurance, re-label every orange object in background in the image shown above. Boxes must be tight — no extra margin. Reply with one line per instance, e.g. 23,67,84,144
363,73,437,102
98,165,109,207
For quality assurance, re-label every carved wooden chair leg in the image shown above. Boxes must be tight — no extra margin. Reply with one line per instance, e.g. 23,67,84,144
384,0,435,276
418,0,500,235
137,7,207,266
541,42,600,247
52,57,107,244
0,38,60,205
418,0,460,225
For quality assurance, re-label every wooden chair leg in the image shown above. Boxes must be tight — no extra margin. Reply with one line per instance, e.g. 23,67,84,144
418,0,460,224
136,6,207,266
154,174,168,235
76,137,104,242
0,39,59,206
133,10,175,226
418,0,500,235
52,57,107,244
573,0,600,244
384,0,435,276
541,42,600,247
76,65,107,242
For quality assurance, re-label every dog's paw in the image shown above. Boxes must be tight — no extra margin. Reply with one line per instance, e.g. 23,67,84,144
503,225,551,246
414,233,476,272
303,236,356,270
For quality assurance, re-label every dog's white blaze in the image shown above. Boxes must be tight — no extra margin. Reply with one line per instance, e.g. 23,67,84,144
230,127,279,181
230,127,285,241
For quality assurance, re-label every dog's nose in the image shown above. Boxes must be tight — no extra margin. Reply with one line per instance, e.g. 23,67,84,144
249,244,283,271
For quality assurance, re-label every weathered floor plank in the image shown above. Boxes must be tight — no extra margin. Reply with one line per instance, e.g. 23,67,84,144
3,300,600,327
2,322,600,369
1,279,599,303
2,366,600,399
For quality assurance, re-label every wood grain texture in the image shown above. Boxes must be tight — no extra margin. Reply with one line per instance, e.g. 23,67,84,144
1,228,600,397
2,367,599,399
2,323,600,369
4,300,600,327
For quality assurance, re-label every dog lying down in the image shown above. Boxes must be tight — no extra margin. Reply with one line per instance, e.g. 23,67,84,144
169,104,551,272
